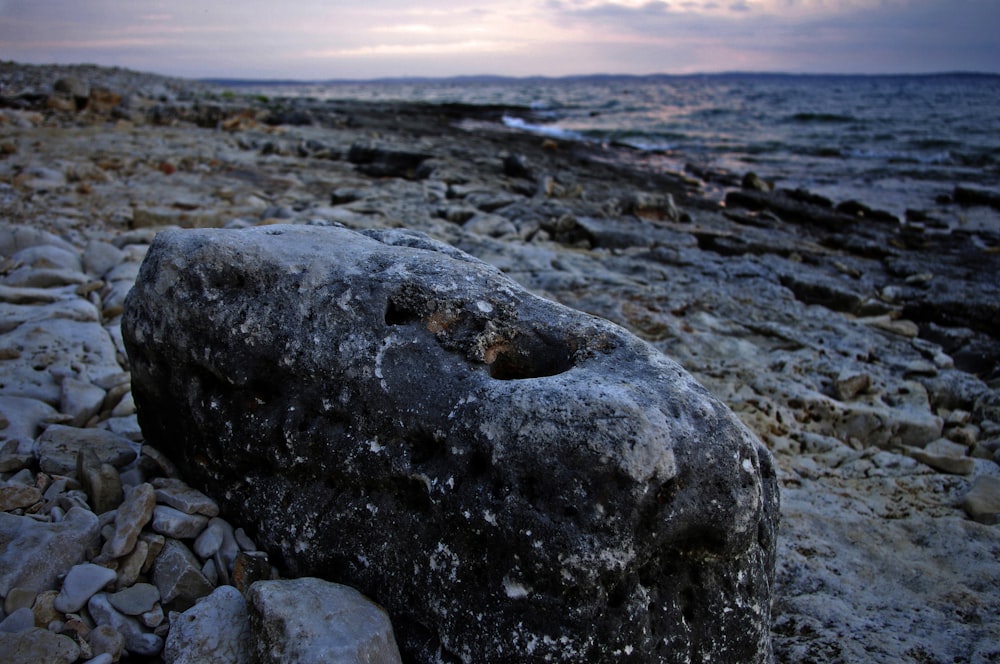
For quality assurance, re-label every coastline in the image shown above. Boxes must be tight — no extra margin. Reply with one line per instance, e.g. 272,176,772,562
2,62,1000,662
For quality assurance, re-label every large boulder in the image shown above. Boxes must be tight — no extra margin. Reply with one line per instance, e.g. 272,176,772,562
123,224,779,663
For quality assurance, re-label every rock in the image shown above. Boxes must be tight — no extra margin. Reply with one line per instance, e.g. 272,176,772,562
107,582,160,616
247,578,401,664
151,539,214,611
347,142,433,179
151,477,219,516
0,396,58,451
834,371,871,401
35,425,137,478
151,505,209,539
115,539,149,590
502,153,532,180
104,483,155,558
962,475,1000,524
0,485,41,512
83,241,126,278
88,592,163,657
86,623,125,662
163,585,249,664
60,376,106,426
742,171,771,192
0,507,99,596
76,446,123,515
123,224,779,663
0,628,80,664
53,562,117,613
0,606,35,633
4,587,36,614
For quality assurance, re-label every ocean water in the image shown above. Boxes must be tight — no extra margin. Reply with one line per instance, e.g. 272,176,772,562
248,74,1000,229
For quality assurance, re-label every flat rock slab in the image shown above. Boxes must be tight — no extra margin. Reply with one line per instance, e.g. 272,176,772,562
123,224,779,663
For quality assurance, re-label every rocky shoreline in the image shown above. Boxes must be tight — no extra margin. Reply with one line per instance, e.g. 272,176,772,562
1,62,999,662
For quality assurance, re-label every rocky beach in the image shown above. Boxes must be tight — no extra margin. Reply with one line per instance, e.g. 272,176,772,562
1,62,999,663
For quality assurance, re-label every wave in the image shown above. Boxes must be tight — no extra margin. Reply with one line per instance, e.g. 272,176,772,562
501,116,586,141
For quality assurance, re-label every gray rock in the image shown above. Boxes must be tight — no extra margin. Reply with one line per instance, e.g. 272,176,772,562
35,424,137,478
193,518,225,559
151,505,208,539
76,447,122,515
0,484,41,512
151,477,219,516
83,241,126,278
963,475,1000,525
0,506,99,596
107,582,160,616
248,578,400,664
0,318,122,404
88,592,163,657
0,396,58,452
0,606,35,633
53,562,117,613
0,628,80,664
60,376,106,427
123,225,779,663
151,539,214,610
105,482,155,558
87,623,125,661
163,585,249,664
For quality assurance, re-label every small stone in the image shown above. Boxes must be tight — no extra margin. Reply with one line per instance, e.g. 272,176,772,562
54,563,117,613
151,539,214,610
0,485,42,512
233,527,256,552
86,623,124,661
107,583,160,616
88,592,163,657
4,587,36,615
76,447,123,515
908,439,975,475
151,505,209,539
834,371,871,401
83,241,126,278
202,558,219,586
0,627,80,664
141,603,165,629
193,519,225,559
115,539,149,590
32,590,59,628
962,475,1000,525
139,532,166,573
163,585,249,664
60,377,106,427
233,551,270,594
105,483,155,559
248,578,402,664
151,477,219,517
0,606,35,633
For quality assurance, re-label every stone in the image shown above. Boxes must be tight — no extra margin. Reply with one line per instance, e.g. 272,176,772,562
88,592,163,657
115,539,149,590
962,475,1000,525
31,589,59,628
907,438,975,475
0,606,35,633
163,585,249,664
0,628,80,664
0,396,58,451
60,376,106,427
347,142,433,179
54,563,117,613
0,507,99,596
123,225,779,663
0,485,42,512
247,578,401,664
151,539,214,610
193,518,225,559
834,370,871,401
151,505,209,539
83,241,126,278
3,587,36,614
86,623,125,662
108,582,160,616
36,425,137,478
76,446,123,515
151,477,219,516
105,482,155,558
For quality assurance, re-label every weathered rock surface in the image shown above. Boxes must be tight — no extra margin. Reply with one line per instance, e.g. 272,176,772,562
123,224,779,662
248,578,401,664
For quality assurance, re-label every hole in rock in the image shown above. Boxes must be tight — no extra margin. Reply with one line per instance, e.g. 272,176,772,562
487,335,576,380
384,299,421,326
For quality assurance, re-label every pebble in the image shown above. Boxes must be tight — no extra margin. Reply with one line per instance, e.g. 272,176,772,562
163,585,249,664
0,628,80,664
107,582,160,616
152,539,215,610
86,623,125,661
151,477,219,517
53,563,117,613
151,505,209,539
103,482,155,558
35,425,137,478
88,592,163,657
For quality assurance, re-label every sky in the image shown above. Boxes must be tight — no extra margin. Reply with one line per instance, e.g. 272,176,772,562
1,0,998,80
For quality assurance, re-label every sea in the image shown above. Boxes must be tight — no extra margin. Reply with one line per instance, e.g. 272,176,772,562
237,73,1000,230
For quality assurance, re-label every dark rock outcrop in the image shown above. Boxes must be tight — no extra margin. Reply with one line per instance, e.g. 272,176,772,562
123,224,778,663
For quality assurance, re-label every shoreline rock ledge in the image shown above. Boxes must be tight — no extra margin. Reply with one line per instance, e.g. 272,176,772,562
122,224,779,663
